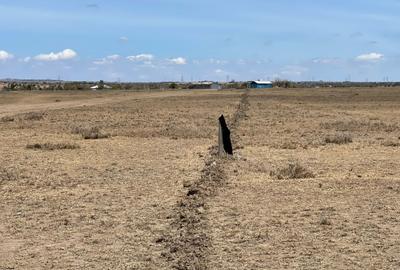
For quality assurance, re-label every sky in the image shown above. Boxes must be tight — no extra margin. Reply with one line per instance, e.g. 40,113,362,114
1,0,400,82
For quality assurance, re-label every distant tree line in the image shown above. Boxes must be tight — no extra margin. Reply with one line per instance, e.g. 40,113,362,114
2,80,400,91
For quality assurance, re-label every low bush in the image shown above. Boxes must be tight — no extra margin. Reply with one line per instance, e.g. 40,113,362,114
270,162,315,180
0,168,18,182
325,133,353,145
382,140,400,147
0,116,15,122
26,143,80,151
23,112,45,121
72,126,110,140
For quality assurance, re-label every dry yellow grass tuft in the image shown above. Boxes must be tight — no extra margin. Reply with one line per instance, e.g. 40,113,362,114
26,142,80,150
71,126,110,139
0,167,18,183
270,162,315,180
382,140,400,147
0,116,15,122
324,133,353,144
22,112,45,121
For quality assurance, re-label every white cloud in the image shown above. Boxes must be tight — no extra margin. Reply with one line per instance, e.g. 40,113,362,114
93,54,120,65
168,57,187,65
209,58,228,65
312,58,341,64
120,36,129,42
127,54,154,62
34,49,77,61
107,54,120,60
356,52,384,62
0,50,14,61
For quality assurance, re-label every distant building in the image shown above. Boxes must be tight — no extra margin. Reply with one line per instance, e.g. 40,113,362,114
249,81,273,89
188,81,222,90
211,83,222,90
90,84,112,90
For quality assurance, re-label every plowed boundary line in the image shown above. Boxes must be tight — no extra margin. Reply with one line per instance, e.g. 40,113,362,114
162,90,249,270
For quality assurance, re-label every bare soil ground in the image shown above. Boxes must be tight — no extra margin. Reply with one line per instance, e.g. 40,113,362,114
1,87,399,269
0,89,241,269
208,87,400,269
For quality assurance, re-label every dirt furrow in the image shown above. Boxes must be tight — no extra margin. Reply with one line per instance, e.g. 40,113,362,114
161,90,249,270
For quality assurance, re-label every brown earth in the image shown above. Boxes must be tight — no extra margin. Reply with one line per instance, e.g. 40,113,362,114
1,88,400,269
208,87,400,269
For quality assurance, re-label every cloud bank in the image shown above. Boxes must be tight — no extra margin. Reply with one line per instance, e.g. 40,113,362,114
0,50,14,61
127,54,154,62
93,54,120,65
356,52,384,62
34,49,77,61
168,57,186,65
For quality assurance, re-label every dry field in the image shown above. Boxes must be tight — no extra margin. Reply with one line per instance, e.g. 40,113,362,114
0,87,399,269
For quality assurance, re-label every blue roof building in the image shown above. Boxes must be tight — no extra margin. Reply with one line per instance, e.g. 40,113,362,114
249,80,273,89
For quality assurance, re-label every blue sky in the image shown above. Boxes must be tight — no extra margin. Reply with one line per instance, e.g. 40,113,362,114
1,0,400,82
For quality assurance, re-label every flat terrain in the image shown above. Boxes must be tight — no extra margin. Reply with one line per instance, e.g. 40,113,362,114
1,88,399,269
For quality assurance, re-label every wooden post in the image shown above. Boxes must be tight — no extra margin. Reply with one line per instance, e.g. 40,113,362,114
218,115,233,156
218,123,225,156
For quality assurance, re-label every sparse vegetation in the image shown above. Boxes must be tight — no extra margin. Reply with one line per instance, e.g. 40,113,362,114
169,82,178,89
1,87,400,269
23,112,45,121
382,140,400,147
1,116,14,122
321,120,398,132
320,216,332,226
0,168,17,182
72,126,110,139
26,142,80,150
273,79,294,88
270,162,315,180
325,133,353,144
280,141,298,149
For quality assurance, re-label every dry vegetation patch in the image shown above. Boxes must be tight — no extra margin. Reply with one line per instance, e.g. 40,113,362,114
0,167,18,183
26,142,80,151
71,126,110,139
1,112,45,124
22,112,45,121
0,116,15,122
270,162,315,180
324,133,353,144
280,141,299,149
320,120,398,132
382,140,400,147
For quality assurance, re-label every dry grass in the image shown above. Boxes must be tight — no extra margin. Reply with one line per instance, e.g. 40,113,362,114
0,168,17,183
324,133,353,144
382,140,400,147
26,142,80,151
319,216,332,226
0,116,15,122
2,88,400,269
270,162,315,180
71,126,110,139
280,141,298,149
0,89,239,269
22,112,45,121
321,120,398,132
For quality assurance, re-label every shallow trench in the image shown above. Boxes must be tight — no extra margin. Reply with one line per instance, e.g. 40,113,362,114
160,90,250,270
